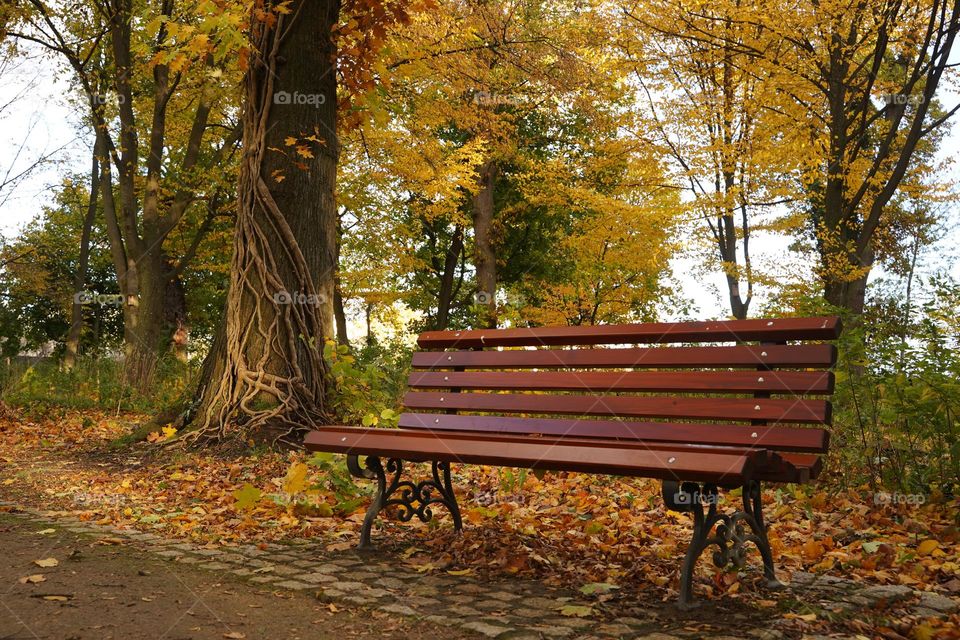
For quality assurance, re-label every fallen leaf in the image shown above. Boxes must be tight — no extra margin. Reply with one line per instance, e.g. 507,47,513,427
912,624,936,640
917,539,939,556
559,604,593,618
33,558,58,568
19,575,46,584
232,484,262,511
223,632,246,639
579,582,620,595
283,462,309,495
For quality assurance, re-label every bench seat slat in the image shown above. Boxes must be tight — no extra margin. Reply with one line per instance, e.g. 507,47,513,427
417,316,842,349
304,427,755,483
412,344,837,370
408,370,834,395
397,413,830,453
403,391,831,424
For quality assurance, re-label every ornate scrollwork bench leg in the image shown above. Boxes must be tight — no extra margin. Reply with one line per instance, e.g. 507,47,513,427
662,479,783,608
347,455,463,549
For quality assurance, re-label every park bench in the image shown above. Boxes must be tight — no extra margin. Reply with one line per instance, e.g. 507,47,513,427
305,315,841,606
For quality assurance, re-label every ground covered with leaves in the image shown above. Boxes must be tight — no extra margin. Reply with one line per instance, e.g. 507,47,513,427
2,408,959,638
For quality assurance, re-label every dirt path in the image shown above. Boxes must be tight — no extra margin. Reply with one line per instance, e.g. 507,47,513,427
0,514,466,640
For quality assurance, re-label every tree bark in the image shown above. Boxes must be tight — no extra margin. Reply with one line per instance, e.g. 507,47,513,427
187,0,339,443
333,279,349,346
164,258,189,363
472,161,498,329
64,146,100,370
435,224,464,330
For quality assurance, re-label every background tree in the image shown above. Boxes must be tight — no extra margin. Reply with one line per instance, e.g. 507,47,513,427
638,0,960,315
5,0,244,387
622,1,800,319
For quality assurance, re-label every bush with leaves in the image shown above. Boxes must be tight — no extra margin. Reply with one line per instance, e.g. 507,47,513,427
829,275,960,494
323,338,411,428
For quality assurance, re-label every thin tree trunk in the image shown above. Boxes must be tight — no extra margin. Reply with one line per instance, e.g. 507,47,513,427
187,0,339,443
164,258,189,363
435,224,464,330
472,161,498,329
333,280,349,346
64,148,100,371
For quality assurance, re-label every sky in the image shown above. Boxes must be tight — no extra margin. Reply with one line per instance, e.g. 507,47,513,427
1,41,958,323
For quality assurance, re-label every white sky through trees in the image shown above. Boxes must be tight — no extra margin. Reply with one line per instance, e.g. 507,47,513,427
1,41,958,321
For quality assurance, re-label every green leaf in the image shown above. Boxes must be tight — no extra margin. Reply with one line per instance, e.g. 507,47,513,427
307,452,335,467
559,604,594,617
861,541,881,554
584,521,604,535
334,498,365,514
232,483,263,511
361,413,378,427
579,582,620,595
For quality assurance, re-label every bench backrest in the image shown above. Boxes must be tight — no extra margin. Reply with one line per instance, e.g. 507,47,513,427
400,316,841,457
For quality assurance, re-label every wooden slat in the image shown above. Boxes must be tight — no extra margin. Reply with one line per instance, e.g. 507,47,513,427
781,453,823,480
403,391,831,424
315,424,775,458
397,413,830,453
408,370,834,395
417,316,842,349
303,427,754,483
412,344,838,370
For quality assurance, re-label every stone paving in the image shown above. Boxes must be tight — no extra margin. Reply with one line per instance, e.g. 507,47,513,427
1,501,957,639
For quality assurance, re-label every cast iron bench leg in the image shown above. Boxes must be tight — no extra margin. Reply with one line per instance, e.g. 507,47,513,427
664,480,783,608
347,455,463,549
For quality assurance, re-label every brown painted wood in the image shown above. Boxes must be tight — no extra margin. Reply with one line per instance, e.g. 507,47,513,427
306,426,814,484
781,453,823,480
397,413,830,453
407,370,834,395
417,316,842,349
411,344,837,370
402,391,832,424
312,424,777,459
303,427,753,483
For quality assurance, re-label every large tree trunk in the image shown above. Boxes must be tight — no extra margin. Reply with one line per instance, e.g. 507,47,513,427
64,149,100,371
822,245,873,316
187,0,339,443
472,161,498,329
124,252,167,388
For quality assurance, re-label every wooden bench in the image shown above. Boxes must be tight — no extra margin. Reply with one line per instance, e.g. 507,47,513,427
305,315,841,606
